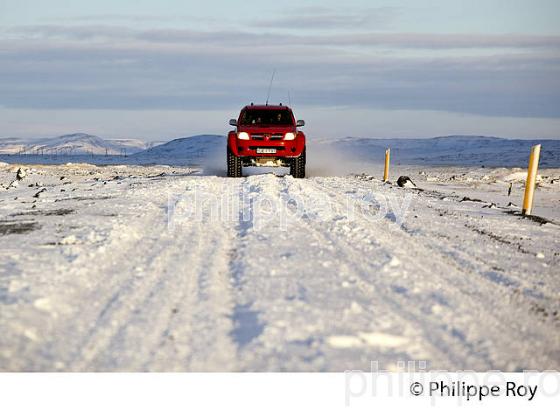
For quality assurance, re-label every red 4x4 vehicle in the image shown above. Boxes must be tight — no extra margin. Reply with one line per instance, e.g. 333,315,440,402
227,104,306,178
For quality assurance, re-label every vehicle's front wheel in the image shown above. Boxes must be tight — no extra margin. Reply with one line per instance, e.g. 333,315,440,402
290,148,305,178
227,149,242,177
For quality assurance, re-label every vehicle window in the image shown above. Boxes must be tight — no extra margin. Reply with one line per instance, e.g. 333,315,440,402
240,110,293,126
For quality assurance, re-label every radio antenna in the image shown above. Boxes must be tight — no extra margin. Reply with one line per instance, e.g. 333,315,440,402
288,90,292,107
265,69,276,105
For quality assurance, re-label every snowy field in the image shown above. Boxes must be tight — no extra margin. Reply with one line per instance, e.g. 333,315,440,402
0,136,559,371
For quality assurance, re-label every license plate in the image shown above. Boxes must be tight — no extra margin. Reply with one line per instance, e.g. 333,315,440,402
256,148,276,154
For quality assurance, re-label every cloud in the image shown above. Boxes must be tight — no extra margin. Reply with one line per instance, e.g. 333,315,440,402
1,25,559,118
47,14,191,24
252,6,400,30
327,33,560,49
43,7,398,31
5,25,560,49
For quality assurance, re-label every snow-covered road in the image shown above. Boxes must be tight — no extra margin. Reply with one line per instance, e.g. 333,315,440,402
0,164,559,371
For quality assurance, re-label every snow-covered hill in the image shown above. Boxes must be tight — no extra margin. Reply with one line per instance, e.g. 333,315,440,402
0,138,28,155
0,133,150,156
108,138,154,153
320,135,560,168
131,134,224,166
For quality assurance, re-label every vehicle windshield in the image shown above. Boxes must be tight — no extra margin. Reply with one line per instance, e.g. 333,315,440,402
240,109,294,126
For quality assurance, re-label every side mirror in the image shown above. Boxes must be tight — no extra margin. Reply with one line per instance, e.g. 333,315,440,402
296,120,305,127
229,119,238,126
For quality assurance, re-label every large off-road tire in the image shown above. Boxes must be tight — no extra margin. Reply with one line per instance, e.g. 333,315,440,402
227,149,242,177
290,148,306,178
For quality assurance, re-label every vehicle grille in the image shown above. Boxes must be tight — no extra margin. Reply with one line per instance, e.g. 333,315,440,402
251,134,284,140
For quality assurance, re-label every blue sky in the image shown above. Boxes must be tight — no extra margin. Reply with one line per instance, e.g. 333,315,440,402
1,0,559,140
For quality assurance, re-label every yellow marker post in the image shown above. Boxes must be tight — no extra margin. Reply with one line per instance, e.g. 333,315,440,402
522,144,541,215
383,148,390,182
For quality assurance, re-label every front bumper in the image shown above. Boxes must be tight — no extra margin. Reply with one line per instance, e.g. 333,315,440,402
229,137,305,158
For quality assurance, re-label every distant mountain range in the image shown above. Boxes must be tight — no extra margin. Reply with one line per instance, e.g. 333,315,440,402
132,134,559,168
321,135,560,168
1,134,558,168
0,133,158,155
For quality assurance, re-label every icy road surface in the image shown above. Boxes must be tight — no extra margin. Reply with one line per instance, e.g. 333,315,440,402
0,163,559,371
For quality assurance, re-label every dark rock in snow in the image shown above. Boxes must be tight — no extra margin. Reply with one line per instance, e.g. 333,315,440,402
7,180,19,189
460,196,484,203
397,176,416,188
16,168,27,180
33,188,47,198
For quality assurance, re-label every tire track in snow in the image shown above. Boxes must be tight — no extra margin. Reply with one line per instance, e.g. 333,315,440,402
67,178,199,370
304,176,560,370
54,177,237,371
100,177,237,371
227,175,433,370
0,177,182,371
279,176,469,370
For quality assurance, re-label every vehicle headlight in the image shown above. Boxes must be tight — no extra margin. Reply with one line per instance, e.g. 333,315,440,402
284,132,295,140
238,132,249,140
